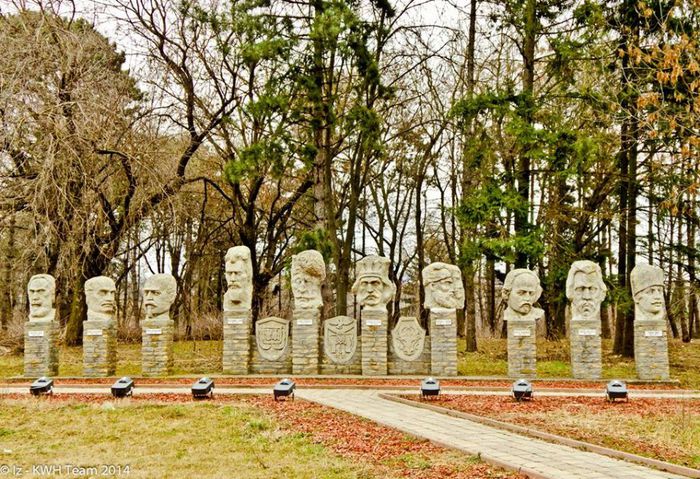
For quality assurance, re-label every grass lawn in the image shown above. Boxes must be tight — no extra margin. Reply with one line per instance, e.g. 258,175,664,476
0,395,520,479
404,394,700,469
458,337,700,388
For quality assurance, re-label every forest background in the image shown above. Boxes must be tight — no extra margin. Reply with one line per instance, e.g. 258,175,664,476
0,0,698,358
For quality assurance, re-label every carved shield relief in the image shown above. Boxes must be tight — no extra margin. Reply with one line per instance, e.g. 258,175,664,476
256,316,290,361
324,315,357,364
392,317,426,361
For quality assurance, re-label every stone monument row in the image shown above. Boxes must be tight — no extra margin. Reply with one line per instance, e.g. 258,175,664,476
631,264,670,380
22,255,673,381
503,269,543,378
566,261,606,379
83,276,118,377
24,274,59,377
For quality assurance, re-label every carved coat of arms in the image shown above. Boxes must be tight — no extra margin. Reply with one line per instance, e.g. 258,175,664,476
324,315,357,364
392,316,426,361
256,316,289,361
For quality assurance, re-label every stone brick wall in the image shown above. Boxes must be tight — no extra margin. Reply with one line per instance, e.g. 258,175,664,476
429,309,458,376
250,343,292,374
83,319,117,377
361,309,388,376
634,319,670,380
222,308,252,375
570,319,602,379
141,318,175,377
24,320,59,377
388,336,430,375
292,307,321,375
507,319,537,378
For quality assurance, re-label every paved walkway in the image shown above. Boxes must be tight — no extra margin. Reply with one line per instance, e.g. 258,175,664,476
296,389,689,479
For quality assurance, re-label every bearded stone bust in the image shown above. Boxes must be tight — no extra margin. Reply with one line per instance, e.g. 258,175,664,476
422,262,464,310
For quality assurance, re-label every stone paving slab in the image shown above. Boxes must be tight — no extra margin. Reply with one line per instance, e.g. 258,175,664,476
295,389,690,479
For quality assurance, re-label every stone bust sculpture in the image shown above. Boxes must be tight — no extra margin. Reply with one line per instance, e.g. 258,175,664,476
291,250,326,309
85,276,117,320
27,274,56,322
502,268,544,322
143,274,177,320
566,260,607,321
224,246,253,311
351,255,396,311
631,264,666,322
422,262,465,310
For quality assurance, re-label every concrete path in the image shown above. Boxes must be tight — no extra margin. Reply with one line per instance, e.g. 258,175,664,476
296,389,689,479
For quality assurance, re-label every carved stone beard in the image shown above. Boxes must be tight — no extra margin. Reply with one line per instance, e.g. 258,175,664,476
504,306,543,322
571,300,602,321
224,287,250,311
87,310,113,321
29,308,55,322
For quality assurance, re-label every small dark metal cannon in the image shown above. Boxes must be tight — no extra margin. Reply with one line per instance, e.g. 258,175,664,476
111,377,134,398
30,377,54,396
420,377,441,399
192,377,215,399
512,379,533,401
273,378,295,401
605,380,628,402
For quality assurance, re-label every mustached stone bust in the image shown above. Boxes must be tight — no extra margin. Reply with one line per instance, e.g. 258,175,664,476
422,262,464,310
291,250,325,310
502,269,544,322
224,246,253,311
566,260,607,321
27,274,56,322
351,256,395,311
143,274,177,320
85,276,117,321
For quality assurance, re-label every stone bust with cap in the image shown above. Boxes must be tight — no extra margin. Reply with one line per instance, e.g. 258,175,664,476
27,274,57,322
566,260,607,321
291,250,326,309
631,264,666,322
502,268,544,322
351,255,396,311
422,262,464,310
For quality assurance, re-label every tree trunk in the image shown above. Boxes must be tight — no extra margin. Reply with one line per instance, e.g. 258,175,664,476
464,266,477,351
0,214,15,330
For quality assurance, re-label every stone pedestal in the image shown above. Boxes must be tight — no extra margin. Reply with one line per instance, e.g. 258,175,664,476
292,307,321,375
141,318,174,376
83,319,117,377
222,308,251,375
570,319,602,379
507,319,536,378
361,309,388,376
24,320,59,377
429,308,458,376
634,320,670,380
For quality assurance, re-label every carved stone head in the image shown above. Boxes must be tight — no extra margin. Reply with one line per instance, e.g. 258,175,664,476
422,262,465,310
291,250,326,309
566,260,607,320
224,246,253,310
143,274,177,319
631,264,665,320
85,276,117,317
27,274,56,321
502,269,542,317
351,255,395,311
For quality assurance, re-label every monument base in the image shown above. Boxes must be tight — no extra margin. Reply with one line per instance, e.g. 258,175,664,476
141,318,174,377
570,319,602,379
429,308,458,376
292,307,321,375
83,319,117,377
24,320,59,377
361,309,388,376
222,308,251,375
634,319,670,380
507,319,536,378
